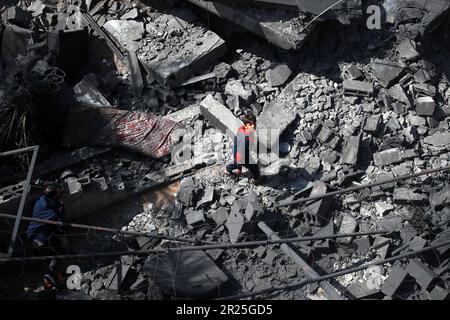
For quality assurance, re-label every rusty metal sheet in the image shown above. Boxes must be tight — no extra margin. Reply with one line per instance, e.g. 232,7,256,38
62,107,183,158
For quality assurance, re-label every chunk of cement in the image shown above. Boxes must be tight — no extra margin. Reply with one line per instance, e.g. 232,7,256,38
266,63,292,87
424,132,450,146
341,135,361,165
200,94,243,137
373,148,401,167
415,96,435,116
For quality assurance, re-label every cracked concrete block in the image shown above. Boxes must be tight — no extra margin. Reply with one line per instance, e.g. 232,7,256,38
397,39,420,61
226,200,246,243
373,148,401,167
185,210,205,226
388,84,411,107
210,207,229,226
393,188,425,202
138,12,227,87
341,135,361,166
406,259,439,290
266,63,292,87
200,94,243,137
104,20,144,51
415,96,435,116
343,79,374,96
363,115,381,133
424,132,450,146
370,59,404,87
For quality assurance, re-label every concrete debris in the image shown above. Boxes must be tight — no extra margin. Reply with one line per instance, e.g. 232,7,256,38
393,188,426,202
73,74,112,108
373,148,402,167
397,39,420,61
266,63,292,87
424,132,450,146
370,59,404,88
200,94,243,137
0,0,449,302
343,79,374,97
415,96,435,116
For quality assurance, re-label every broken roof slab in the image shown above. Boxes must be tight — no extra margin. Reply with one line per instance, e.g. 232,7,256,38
187,0,317,50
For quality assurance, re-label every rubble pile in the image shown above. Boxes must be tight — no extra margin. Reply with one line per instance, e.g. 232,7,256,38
0,0,449,300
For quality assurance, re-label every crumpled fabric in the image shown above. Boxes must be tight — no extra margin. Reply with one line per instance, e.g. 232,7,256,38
62,106,184,158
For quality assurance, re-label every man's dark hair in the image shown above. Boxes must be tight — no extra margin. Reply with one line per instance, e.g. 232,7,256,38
43,182,63,199
242,113,256,126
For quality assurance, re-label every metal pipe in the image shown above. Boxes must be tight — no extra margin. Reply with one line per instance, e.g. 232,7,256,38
0,213,216,246
275,165,450,208
3,146,39,256
217,240,450,300
0,146,37,157
258,221,346,300
0,229,389,263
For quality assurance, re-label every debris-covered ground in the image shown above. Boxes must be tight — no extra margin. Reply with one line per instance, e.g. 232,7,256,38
0,0,449,300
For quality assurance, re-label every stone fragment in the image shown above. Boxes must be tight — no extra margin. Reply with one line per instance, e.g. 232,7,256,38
266,63,292,87
371,59,404,87
393,188,425,202
415,96,435,116
373,148,401,167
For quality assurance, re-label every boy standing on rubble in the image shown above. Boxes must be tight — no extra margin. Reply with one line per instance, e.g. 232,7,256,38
224,113,261,184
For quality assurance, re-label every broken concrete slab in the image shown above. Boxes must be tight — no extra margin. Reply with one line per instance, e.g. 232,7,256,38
388,84,411,107
370,59,404,88
226,200,246,243
380,214,402,233
304,181,333,227
187,0,316,50
429,188,450,210
406,259,440,290
210,207,229,226
363,115,381,133
354,237,371,255
429,286,449,300
393,188,426,202
343,79,374,97
396,39,420,61
373,148,401,167
266,63,292,87
200,94,243,138
144,250,229,298
415,96,435,116
380,266,412,297
347,281,382,299
337,214,357,245
103,20,145,51
73,74,112,108
185,210,205,226
340,135,361,166
424,132,450,146
177,177,197,207
342,63,364,80
141,14,226,87
197,186,215,207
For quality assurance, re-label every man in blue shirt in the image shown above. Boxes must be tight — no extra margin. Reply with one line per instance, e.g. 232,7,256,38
27,182,67,290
